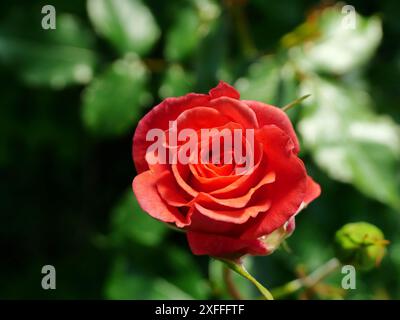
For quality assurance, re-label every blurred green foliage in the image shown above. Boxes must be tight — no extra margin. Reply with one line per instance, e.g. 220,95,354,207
0,0,399,299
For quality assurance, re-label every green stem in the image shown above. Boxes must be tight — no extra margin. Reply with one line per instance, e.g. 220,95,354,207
271,258,341,299
220,258,274,300
281,94,311,112
223,266,243,300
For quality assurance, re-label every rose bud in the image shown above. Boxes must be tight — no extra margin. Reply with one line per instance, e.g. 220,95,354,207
334,222,389,271
132,81,320,259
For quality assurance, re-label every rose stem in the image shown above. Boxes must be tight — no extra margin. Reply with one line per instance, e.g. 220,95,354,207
220,258,274,300
223,266,243,300
271,257,341,299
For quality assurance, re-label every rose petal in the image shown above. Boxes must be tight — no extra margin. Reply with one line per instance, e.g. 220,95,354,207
244,100,300,154
209,147,263,198
187,231,267,258
241,125,307,239
190,168,240,192
187,207,243,235
209,81,240,100
133,94,209,173
174,106,230,132
195,171,275,209
304,176,321,205
209,97,259,129
184,122,248,193
132,170,190,227
205,162,234,176
156,170,191,207
194,184,272,224
171,162,199,197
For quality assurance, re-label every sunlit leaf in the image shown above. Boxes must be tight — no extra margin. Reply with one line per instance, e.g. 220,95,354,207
87,0,160,55
82,54,151,136
287,6,382,74
298,77,400,209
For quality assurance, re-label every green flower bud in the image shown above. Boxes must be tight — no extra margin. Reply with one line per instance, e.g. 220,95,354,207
334,222,389,271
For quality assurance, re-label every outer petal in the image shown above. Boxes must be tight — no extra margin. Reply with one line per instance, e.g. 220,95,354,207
244,100,300,154
187,231,267,258
241,125,307,239
132,170,190,227
209,81,240,100
156,170,191,207
133,94,209,173
187,207,244,235
304,176,321,205
209,97,259,129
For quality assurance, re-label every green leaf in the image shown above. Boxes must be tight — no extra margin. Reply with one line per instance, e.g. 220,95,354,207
234,56,280,104
288,7,382,74
0,14,97,88
105,256,194,299
82,55,151,136
298,77,400,209
159,64,194,99
110,189,168,247
87,0,160,56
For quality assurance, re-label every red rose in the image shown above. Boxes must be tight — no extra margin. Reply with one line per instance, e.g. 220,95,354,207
132,81,320,259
